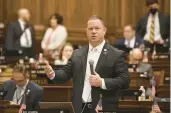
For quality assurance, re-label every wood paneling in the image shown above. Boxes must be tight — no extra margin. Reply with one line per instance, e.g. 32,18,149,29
0,0,170,48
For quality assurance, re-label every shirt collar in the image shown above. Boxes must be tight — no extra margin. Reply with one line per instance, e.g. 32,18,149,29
125,36,136,43
18,19,26,26
89,40,105,53
149,12,159,18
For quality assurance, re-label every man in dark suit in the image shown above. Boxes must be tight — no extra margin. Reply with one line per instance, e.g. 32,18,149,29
5,8,36,58
136,0,170,52
115,25,144,49
1,64,43,110
45,15,130,113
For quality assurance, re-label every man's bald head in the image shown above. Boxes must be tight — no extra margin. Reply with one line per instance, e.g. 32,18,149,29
132,48,143,61
18,8,30,22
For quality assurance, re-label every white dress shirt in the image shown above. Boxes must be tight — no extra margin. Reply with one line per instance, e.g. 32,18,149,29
124,36,136,48
41,25,68,50
12,80,29,105
82,40,106,103
144,12,163,41
19,19,32,48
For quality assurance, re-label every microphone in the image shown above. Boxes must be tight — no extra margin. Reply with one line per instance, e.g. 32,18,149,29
89,60,95,75
81,60,95,113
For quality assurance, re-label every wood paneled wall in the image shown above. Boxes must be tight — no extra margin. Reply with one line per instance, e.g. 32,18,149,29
0,0,170,49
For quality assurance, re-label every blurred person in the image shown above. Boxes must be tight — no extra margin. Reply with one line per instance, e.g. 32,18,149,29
130,48,153,78
41,13,68,57
1,64,43,109
54,43,74,65
115,25,144,49
136,0,170,52
130,48,156,97
5,8,36,58
44,15,130,113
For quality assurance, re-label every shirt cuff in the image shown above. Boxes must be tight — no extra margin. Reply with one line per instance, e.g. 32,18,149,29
48,72,55,80
101,78,107,90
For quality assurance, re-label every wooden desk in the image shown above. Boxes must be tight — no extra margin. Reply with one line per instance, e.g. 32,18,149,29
130,72,150,87
157,84,170,98
0,100,20,113
119,100,170,113
42,85,73,102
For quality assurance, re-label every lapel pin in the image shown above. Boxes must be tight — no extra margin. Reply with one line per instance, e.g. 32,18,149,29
103,49,107,54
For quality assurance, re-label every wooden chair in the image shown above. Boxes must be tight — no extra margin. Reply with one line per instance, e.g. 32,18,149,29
153,70,165,86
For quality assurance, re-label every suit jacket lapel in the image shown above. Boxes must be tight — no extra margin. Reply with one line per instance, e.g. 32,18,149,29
17,20,23,35
81,45,89,82
158,12,162,31
134,36,138,48
95,43,110,73
20,81,31,105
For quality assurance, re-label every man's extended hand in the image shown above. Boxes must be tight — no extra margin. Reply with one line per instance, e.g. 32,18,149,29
44,61,55,79
89,72,102,87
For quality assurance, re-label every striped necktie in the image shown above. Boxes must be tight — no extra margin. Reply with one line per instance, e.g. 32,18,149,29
149,16,155,44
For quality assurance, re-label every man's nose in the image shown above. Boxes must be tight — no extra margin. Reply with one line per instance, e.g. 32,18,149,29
92,29,96,33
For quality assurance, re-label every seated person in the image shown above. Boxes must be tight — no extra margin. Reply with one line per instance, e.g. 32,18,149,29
1,64,43,109
115,25,144,50
54,43,74,65
136,0,170,52
129,48,153,78
41,13,68,58
130,49,156,97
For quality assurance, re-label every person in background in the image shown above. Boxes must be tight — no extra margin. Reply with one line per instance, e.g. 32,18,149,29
41,13,68,58
5,8,36,58
130,48,153,78
136,0,170,52
129,48,156,97
1,64,43,109
54,43,74,65
115,25,144,49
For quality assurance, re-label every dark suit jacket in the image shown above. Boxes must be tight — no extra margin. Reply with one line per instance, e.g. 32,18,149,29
136,12,170,41
138,63,153,79
1,80,43,110
5,20,36,57
115,36,144,48
52,43,130,113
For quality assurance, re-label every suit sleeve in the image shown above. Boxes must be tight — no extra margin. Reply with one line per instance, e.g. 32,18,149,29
52,56,74,83
30,26,36,58
104,52,130,91
5,23,14,50
33,88,44,109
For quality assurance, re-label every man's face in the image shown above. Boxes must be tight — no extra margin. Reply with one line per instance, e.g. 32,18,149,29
86,19,106,46
23,11,31,22
12,72,27,87
123,26,135,40
149,3,159,10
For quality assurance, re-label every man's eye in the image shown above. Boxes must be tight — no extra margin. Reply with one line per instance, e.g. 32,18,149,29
88,28,93,30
